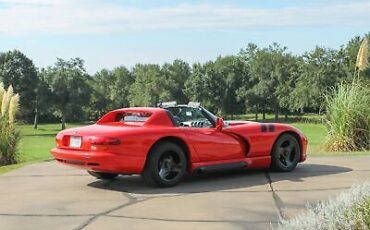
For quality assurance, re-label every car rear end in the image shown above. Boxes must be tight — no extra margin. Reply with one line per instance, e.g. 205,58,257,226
51,124,147,174
50,108,178,174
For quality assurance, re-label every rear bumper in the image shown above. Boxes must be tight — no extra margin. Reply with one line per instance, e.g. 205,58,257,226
50,148,146,174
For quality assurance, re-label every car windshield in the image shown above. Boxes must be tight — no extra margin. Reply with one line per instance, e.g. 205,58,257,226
165,106,215,128
202,107,217,123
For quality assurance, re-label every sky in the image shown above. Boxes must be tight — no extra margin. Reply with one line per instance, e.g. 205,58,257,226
0,0,369,74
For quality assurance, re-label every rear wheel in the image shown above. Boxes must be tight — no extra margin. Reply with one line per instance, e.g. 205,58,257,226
271,134,300,172
87,171,118,180
142,142,187,187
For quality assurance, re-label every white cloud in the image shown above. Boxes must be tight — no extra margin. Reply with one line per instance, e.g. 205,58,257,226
0,0,369,35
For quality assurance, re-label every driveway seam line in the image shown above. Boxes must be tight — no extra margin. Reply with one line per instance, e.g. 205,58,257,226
105,214,279,224
264,171,287,220
73,182,152,230
0,213,94,217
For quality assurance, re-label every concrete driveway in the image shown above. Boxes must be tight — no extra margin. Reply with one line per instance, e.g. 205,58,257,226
0,156,369,230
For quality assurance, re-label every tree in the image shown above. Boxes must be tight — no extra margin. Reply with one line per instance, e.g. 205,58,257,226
33,69,53,129
0,50,38,122
290,47,348,112
111,66,134,108
44,58,91,129
184,57,245,117
241,43,298,120
161,59,191,104
185,62,220,114
89,69,115,120
237,44,258,119
89,66,133,120
129,64,168,106
212,56,245,117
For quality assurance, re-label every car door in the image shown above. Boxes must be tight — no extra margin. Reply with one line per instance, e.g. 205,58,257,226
183,127,245,162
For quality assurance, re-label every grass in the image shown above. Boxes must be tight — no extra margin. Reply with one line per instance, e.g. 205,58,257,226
0,162,28,174
18,123,83,163
232,113,323,123
323,82,370,151
0,118,369,174
293,122,369,156
0,123,83,174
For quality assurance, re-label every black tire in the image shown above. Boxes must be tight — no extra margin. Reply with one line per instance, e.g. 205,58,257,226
87,171,119,180
142,142,187,187
271,134,301,172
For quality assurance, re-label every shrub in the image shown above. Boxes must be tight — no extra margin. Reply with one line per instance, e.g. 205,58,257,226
0,83,20,165
277,182,370,230
323,81,370,151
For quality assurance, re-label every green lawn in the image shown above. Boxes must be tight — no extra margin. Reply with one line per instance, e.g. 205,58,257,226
18,123,83,162
292,122,370,156
0,120,369,174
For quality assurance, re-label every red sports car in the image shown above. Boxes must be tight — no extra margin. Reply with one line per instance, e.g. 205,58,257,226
51,102,308,187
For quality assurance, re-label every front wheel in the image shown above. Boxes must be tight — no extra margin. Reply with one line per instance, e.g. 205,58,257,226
271,134,301,172
142,142,187,187
87,171,119,180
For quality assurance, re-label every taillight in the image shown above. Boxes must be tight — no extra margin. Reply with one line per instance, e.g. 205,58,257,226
90,137,121,145
90,136,121,151
55,133,65,148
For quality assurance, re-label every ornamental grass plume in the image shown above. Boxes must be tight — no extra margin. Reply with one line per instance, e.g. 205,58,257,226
0,83,4,113
9,94,19,123
356,38,369,72
1,85,13,117
0,83,20,165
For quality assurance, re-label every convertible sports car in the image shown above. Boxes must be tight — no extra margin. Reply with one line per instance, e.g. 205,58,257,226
51,102,308,187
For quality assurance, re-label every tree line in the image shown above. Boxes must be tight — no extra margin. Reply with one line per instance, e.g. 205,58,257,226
0,33,369,128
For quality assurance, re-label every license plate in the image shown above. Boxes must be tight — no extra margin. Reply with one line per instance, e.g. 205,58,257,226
70,136,82,148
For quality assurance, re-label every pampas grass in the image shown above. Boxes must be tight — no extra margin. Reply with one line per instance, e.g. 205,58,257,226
1,85,13,116
0,83,20,165
323,82,370,151
277,182,370,230
356,38,369,72
324,36,370,152
9,94,19,123
0,83,4,107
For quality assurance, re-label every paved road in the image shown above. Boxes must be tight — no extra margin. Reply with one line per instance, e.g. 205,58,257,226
0,157,369,230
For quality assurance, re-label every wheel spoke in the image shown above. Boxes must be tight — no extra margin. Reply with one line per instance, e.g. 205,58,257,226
285,143,293,154
287,143,296,163
279,155,287,166
157,151,184,181
172,164,182,173
168,155,174,163
159,168,169,179
278,147,285,156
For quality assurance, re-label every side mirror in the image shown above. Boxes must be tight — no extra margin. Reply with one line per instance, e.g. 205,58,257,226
215,117,224,131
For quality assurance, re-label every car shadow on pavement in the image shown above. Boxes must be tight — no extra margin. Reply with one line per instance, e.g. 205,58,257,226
87,163,352,195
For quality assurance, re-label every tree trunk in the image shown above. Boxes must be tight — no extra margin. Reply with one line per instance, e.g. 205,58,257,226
262,107,266,121
274,109,279,122
33,108,38,130
285,113,288,122
255,112,258,121
61,113,66,130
